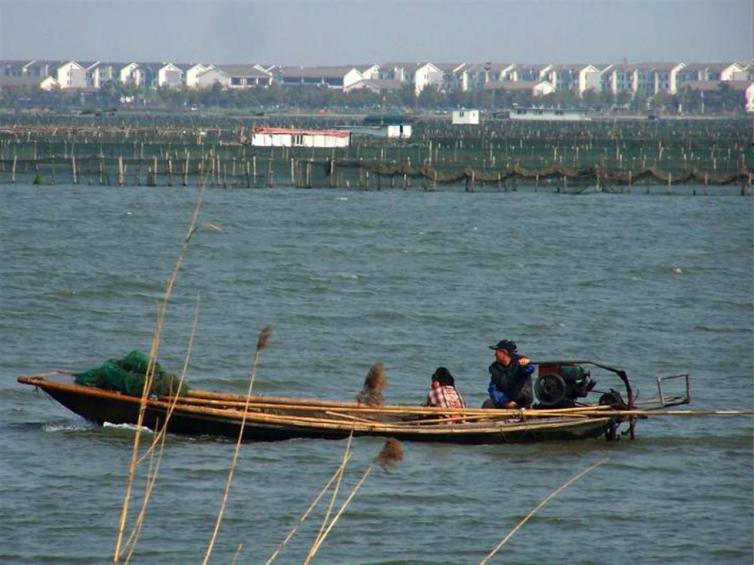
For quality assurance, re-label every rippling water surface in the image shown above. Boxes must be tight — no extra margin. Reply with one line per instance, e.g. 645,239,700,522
2,185,752,564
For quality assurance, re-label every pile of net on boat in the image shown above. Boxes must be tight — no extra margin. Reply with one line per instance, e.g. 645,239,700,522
74,350,188,397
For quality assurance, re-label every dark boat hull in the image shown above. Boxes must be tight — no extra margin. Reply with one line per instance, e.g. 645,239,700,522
21,376,613,444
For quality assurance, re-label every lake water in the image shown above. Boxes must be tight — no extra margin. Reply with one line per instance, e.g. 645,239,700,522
2,184,752,564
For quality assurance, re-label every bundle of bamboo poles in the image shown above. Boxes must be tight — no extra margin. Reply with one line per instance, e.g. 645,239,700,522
159,388,753,425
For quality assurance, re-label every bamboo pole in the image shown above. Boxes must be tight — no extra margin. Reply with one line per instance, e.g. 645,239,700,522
164,396,616,419
169,391,616,415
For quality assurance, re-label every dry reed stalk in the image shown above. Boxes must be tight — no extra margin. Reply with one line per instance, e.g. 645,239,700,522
356,362,386,407
113,184,207,563
312,433,353,552
265,435,354,565
136,294,201,466
123,295,202,560
478,458,610,564
123,425,168,564
202,325,272,565
303,439,403,564
230,543,243,565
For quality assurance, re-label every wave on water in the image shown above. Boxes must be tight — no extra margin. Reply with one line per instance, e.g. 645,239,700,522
42,422,97,433
103,422,153,433
335,272,360,280
693,324,751,334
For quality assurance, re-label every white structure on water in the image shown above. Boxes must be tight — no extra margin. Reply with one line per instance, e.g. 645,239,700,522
250,127,350,148
484,79,555,97
349,124,412,139
507,107,591,121
451,109,480,125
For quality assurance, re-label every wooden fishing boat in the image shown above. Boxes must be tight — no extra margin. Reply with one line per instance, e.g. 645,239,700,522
17,362,691,444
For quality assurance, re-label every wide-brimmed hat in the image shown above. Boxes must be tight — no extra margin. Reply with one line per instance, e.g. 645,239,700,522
489,339,517,353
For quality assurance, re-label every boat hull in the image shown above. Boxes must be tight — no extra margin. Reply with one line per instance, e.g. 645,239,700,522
20,375,613,444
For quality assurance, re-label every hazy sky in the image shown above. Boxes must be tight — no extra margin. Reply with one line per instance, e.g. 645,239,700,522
0,0,751,65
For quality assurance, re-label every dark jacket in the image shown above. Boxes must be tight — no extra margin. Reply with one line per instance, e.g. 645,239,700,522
488,357,535,407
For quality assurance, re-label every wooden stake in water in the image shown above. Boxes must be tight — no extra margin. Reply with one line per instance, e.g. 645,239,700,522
118,156,125,186
252,154,257,186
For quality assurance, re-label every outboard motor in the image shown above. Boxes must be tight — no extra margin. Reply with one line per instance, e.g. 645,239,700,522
534,363,596,408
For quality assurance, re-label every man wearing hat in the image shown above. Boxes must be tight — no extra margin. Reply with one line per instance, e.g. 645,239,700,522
482,340,535,409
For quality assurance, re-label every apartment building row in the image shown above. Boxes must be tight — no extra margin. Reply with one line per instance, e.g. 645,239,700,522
1,59,751,98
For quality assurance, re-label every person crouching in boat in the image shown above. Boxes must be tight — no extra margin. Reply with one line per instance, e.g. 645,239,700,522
423,367,466,409
482,340,535,409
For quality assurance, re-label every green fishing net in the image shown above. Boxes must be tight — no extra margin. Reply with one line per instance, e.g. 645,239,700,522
74,350,189,397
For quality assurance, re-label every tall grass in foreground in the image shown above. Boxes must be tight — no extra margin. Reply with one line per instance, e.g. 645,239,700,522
122,295,203,563
112,184,208,563
479,458,610,564
264,434,354,564
303,438,404,564
202,326,273,565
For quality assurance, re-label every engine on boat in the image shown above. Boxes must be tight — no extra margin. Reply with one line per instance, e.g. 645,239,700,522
534,363,596,408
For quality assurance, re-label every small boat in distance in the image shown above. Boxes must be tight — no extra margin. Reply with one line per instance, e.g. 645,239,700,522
17,361,691,445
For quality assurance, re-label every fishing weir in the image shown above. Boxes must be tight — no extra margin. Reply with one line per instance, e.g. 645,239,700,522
0,115,750,194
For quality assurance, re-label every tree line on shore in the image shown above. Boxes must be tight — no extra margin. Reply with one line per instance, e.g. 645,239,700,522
0,80,746,115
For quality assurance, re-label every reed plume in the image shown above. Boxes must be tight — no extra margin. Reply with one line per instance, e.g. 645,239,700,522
257,325,272,350
356,362,386,407
304,438,404,563
375,437,403,470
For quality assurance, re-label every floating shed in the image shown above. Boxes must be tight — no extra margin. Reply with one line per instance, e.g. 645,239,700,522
451,109,480,125
251,127,350,148
505,107,591,122
348,124,412,139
